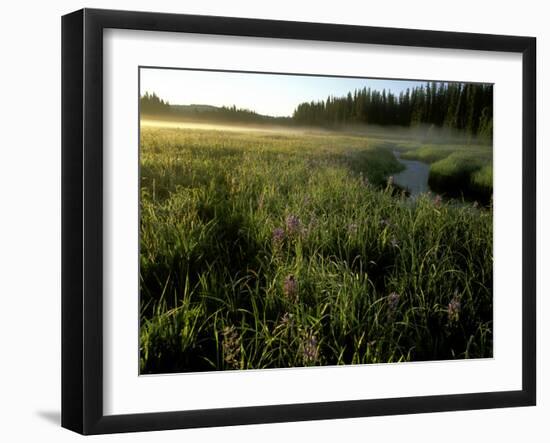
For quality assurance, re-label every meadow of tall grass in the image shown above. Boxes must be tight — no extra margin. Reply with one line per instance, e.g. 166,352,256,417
139,125,493,374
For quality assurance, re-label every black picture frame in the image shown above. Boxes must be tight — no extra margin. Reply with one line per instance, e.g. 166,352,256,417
61,8,536,435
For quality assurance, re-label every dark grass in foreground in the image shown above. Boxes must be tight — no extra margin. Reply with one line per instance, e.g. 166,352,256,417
139,126,493,374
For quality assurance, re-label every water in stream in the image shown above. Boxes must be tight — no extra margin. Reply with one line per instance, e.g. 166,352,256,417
392,151,431,196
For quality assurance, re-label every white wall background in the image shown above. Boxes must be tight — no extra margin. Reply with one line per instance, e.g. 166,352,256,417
0,0,546,441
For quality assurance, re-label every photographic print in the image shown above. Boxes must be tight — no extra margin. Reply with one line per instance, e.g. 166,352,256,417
138,67,493,375
62,10,536,433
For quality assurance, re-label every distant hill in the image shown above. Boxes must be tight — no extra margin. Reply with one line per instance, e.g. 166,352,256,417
170,104,222,113
140,94,292,126
166,104,292,125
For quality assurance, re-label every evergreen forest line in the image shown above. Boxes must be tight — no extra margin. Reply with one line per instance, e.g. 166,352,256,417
141,81,493,139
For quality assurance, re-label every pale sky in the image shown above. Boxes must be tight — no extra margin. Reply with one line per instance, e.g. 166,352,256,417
140,67,428,118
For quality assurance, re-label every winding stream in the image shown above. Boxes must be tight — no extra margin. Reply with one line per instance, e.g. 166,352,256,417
392,151,431,196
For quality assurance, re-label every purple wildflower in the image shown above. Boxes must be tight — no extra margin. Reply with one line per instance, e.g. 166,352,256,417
283,274,298,302
272,227,285,244
285,214,301,235
301,331,319,365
